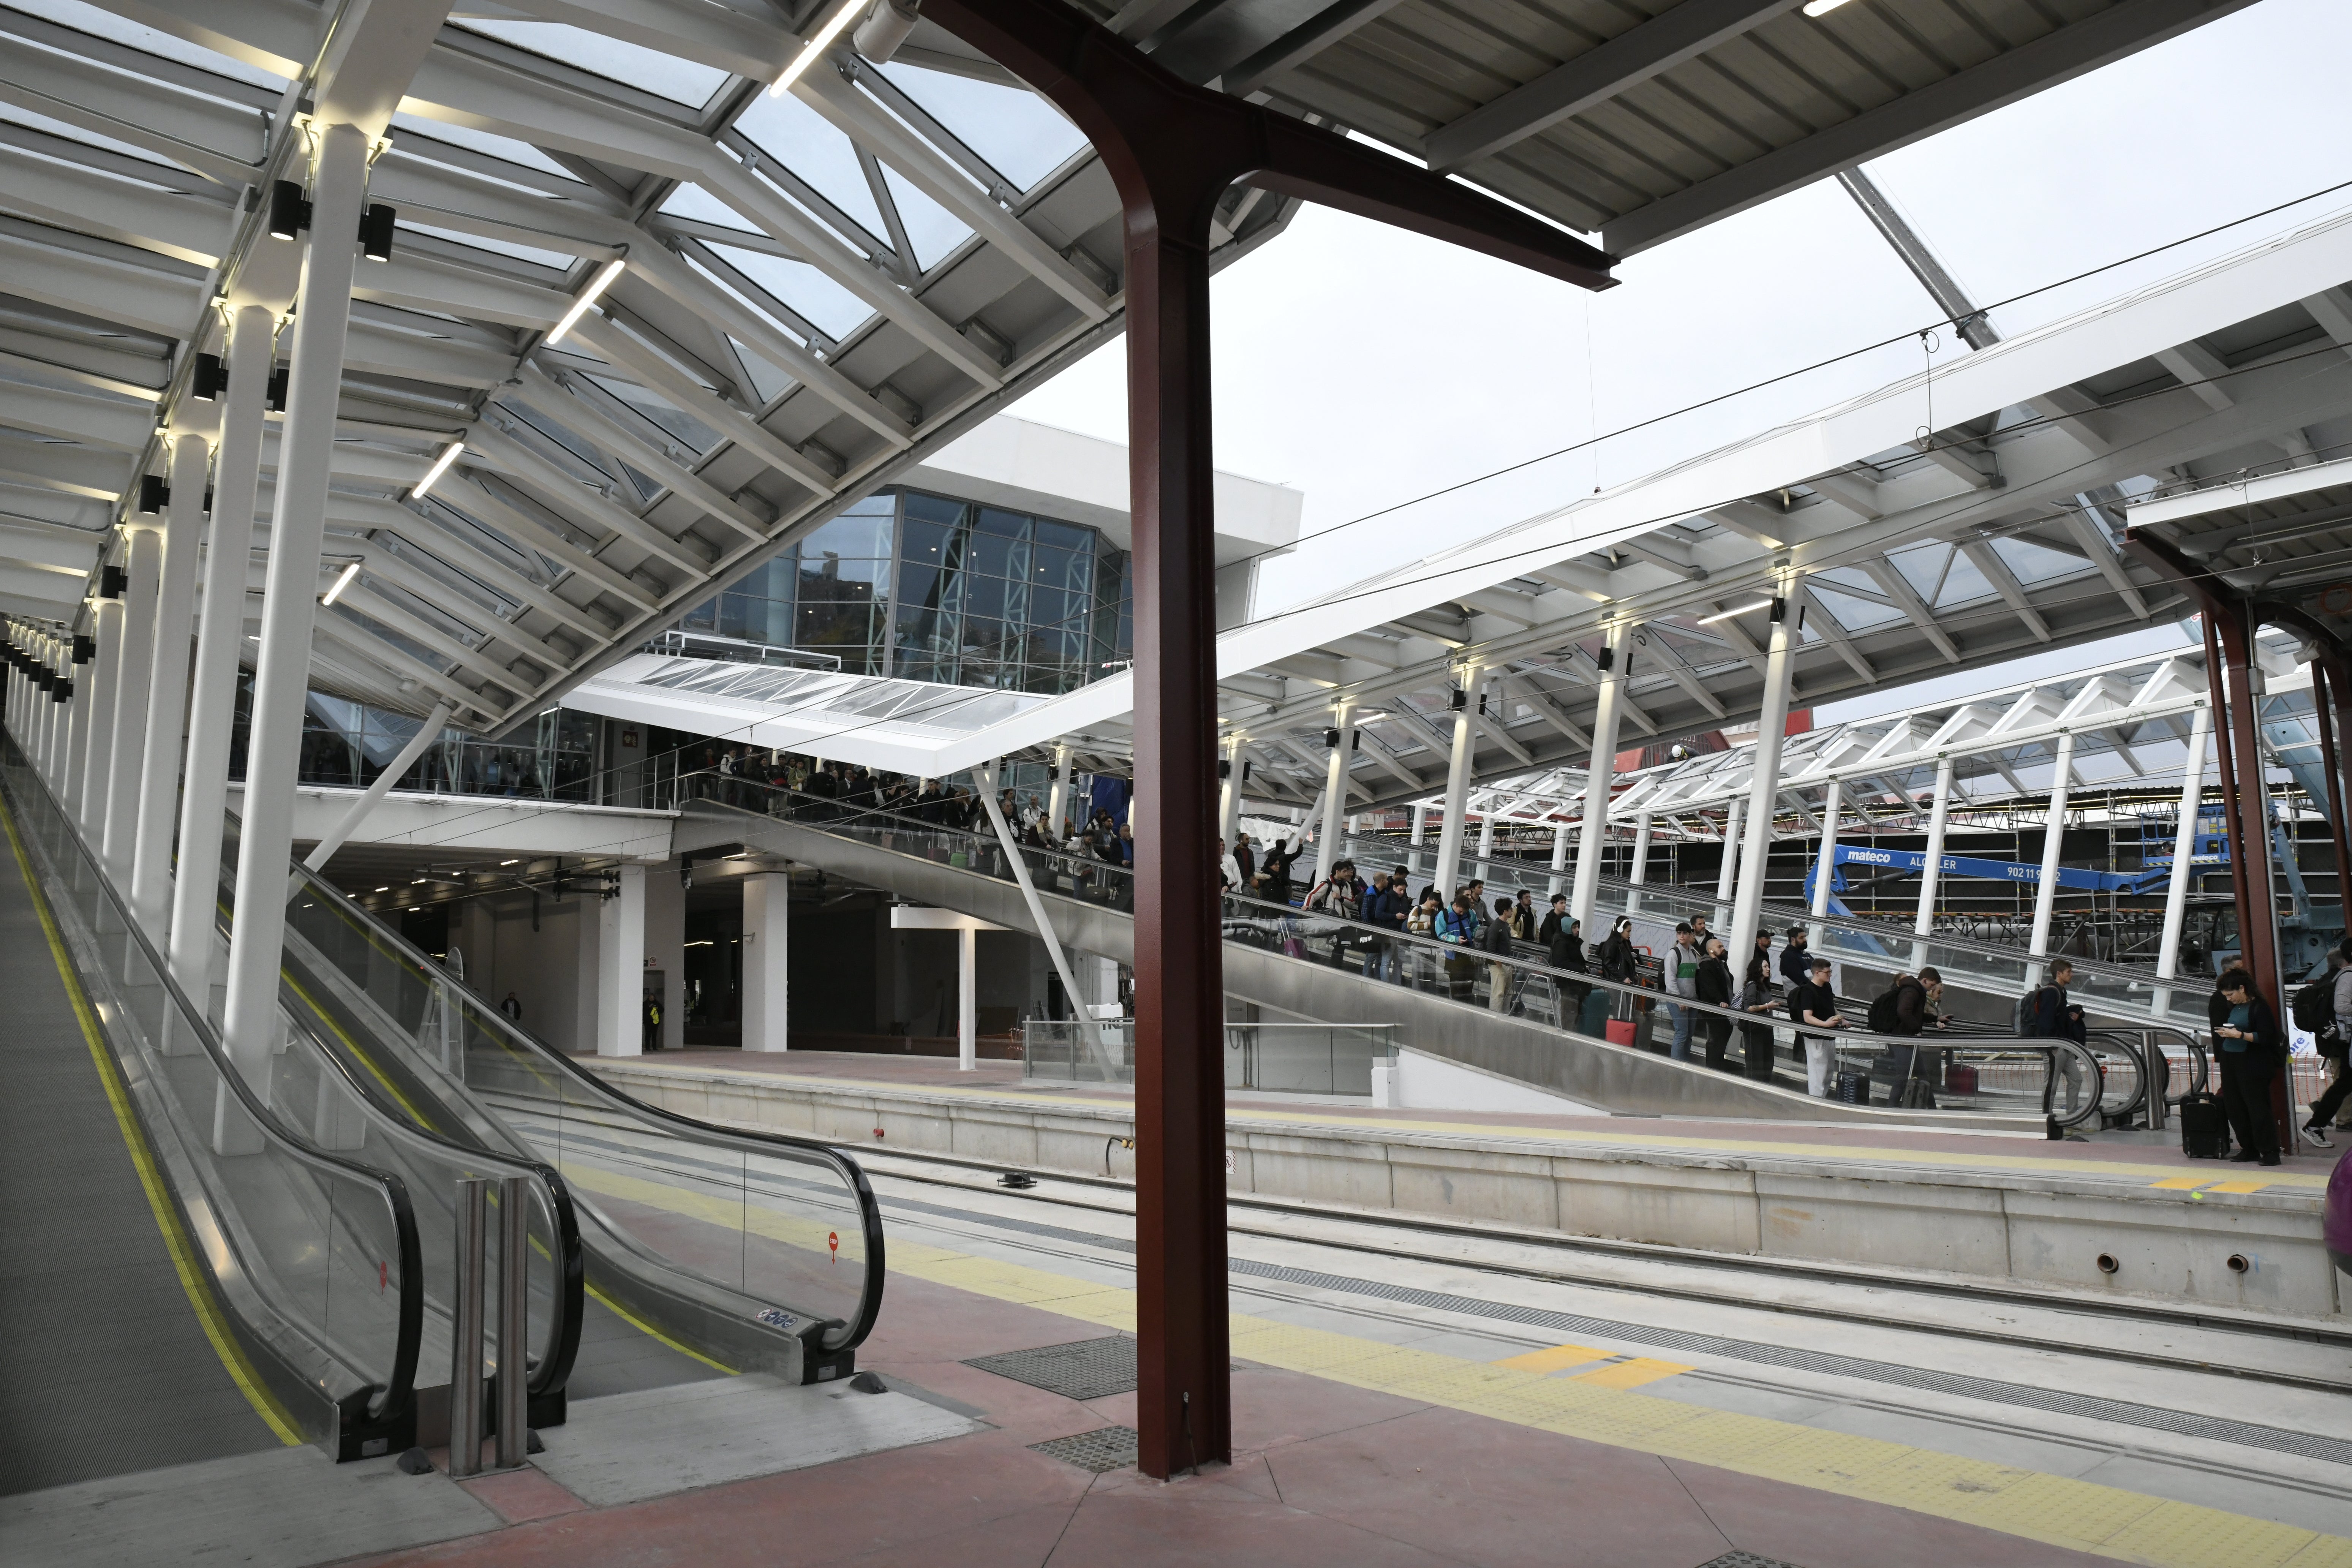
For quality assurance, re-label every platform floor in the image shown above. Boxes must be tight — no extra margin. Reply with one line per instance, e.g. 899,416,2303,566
602,1048,2339,1197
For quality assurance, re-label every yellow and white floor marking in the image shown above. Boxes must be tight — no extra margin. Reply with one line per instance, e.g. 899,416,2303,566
553,1135,2352,1568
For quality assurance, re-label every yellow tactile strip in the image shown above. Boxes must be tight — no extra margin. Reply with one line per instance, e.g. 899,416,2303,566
601,1062,2335,1192
879,1239,2352,1568
547,1120,2352,1564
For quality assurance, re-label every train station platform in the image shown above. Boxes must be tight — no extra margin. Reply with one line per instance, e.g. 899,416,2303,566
586,1051,2346,1326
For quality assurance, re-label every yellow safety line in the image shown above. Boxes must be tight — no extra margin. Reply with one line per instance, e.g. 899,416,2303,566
610,1064,2335,1190
280,970,438,1129
0,792,303,1446
583,1282,735,1374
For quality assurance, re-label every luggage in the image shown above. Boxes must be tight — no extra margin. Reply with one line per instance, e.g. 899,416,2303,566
1834,1070,1871,1105
1898,1078,1938,1110
2178,1089,2231,1159
1604,1019,1637,1047
1945,1061,1979,1096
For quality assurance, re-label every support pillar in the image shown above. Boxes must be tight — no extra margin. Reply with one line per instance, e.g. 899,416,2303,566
1629,811,1653,885
80,597,121,835
1432,672,1476,896
129,432,209,936
2027,732,2077,968
301,700,454,873
1811,777,1843,921
1410,803,1427,846
1547,821,1569,898
169,302,273,994
1319,706,1349,872
1715,795,1743,926
2211,602,2294,1148
593,865,646,1057
1728,595,1795,966
1914,758,1954,937
957,926,978,1072
1046,742,1071,839
220,122,370,1108
103,523,160,877
741,869,790,1053
1217,742,1241,844
63,625,94,812
1570,625,1629,929
1476,799,1495,871
2156,706,2211,982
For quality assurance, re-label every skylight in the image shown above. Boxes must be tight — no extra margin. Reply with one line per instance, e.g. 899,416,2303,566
454,19,732,111
877,62,1086,192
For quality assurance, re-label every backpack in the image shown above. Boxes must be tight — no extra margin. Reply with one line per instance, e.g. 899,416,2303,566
2013,986,2050,1037
2290,982,2333,1034
1866,987,1901,1034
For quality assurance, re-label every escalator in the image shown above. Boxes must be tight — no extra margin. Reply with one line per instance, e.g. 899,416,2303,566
0,734,884,1483
676,778,2143,1129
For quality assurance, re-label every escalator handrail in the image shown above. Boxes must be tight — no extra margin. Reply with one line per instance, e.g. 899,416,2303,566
263,950,587,1405
714,788,2112,1124
278,847,886,1355
0,745,426,1423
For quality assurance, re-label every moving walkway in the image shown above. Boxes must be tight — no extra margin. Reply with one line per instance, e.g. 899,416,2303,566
677,778,2161,1129
0,740,883,1472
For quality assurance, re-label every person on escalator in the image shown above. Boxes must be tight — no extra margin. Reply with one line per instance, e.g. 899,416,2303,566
1594,916,1637,1034
1738,947,1779,1081
2026,959,2089,1116
1695,937,1734,1072
1483,897,1518,1013
2212,967,2284,1166
1789,956,1844,1097
2300,950,2352,1148
1549,915,1591,1023
1780,926,1813,989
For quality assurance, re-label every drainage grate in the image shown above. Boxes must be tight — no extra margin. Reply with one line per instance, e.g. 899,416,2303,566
964,1336,1137,1401
1029,1426,1140,1473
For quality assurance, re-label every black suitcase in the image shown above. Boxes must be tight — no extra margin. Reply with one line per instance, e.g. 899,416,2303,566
2178,1090,2230,1159
1834,1070,1871,1105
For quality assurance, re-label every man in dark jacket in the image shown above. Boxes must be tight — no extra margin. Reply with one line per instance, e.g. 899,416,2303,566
1482,897,1517,1013
1779,926,1812,989
1695,937,1735,1072
1538,893,1569,948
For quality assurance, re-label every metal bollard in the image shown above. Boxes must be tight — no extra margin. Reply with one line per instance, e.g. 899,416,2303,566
449,1177,488,1477
495,1174,530,1468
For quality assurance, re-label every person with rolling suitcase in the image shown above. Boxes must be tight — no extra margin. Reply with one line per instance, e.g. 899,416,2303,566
2212,967,2283,1167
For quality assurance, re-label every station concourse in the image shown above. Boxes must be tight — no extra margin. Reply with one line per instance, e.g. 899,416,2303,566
4,0,2352,1565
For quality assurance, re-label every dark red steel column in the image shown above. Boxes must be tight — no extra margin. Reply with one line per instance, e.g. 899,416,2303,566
2200,610,2257,957
2213,601,2297,1148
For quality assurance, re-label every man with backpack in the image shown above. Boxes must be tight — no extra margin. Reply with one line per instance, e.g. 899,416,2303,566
2294,951,2352,1148
1665,922,1701,1062
1869,972,1932,1105
2020,959,2089,1115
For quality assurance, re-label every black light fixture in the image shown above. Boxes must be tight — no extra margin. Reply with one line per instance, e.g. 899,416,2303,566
137,474,169,515
267,179,313,240
100,564,127,599
51,679,69,704
358,202,396,262
1448,684,1466,711
266,365,290,412
1241,760,1252,781
73,635,93,663
1594,645,1614,672
1350,730,1362,752
1323,727,1341,749
1217,759,1231,779
191,351,229,401
1768,596,1788,624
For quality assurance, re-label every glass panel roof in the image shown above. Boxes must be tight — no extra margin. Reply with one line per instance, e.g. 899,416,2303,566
16,0,287,90
631,657,1049,736
880,164,975,270
454,19,733,110
1990,535,2091,587
876,63,1086,191
708,243,874,342
735,91,891,247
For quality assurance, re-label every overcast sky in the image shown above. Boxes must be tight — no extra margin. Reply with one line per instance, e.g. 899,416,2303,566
1005,0,2352,722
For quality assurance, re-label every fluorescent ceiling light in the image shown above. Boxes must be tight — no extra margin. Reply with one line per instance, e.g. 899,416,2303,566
1696,601,1774,625
545,257,626,346
770,0,863,96
411,439,465,500
320,561,361,607
501,858,519,866
1801,0,1855,14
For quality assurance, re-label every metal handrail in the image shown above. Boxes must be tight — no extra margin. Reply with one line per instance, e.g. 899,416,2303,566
0,742,426,1425
275,843,888,1355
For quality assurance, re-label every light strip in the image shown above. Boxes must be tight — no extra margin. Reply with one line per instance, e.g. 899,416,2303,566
770,0,864,96
1695,601,1774,625
320,561,361,607
1801,0,1855,15
544,257,626,346
410,439,465,500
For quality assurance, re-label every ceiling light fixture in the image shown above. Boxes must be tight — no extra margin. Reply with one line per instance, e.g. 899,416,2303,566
770,0,863,96
320,561,361,607
1696,601,1775,624
411,439,465,500
545,256,626,346
1801,0,1856,15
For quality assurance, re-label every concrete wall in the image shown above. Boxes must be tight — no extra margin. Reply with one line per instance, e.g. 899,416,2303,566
589,1062,2342,1322
466,897,589,1051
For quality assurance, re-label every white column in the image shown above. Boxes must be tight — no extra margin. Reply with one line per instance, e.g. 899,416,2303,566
1727,595,1796,965
1547,821,1570,898
129,433,209,936
1476,804,1496,869
1570,627,1629,928
1715,795,1744,924
1432,670,1478,896
1629,811,1653,885
1319,707,1350,868
2027,730,2077,969
957,925,978,1072
1046,743,1071,838
1810,777,1843,921
301,700,454,873
220,121,370,1109
63,628,94,811
741,869,790,1053
103,523,160,876
80,598,122,834
1913,756,1954,937
2155,707,2212,982
168,303,273,994
1411,804,1428,845
591,865,646,1056
1217,742,1241,843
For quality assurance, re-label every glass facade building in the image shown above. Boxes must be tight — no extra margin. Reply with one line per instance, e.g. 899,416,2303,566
680,488,1134,694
